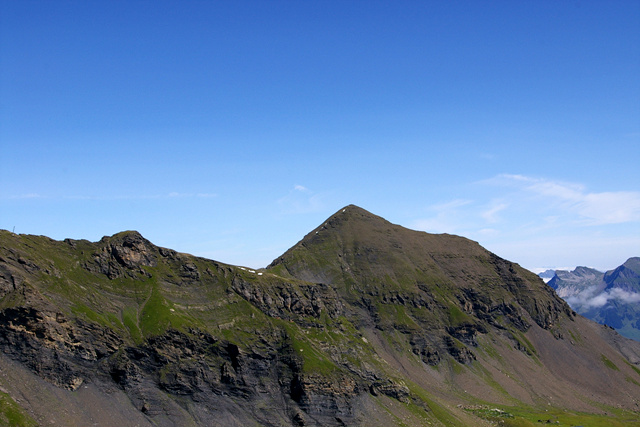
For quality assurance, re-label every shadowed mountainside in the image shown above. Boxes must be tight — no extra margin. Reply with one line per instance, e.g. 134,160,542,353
1,205,639,426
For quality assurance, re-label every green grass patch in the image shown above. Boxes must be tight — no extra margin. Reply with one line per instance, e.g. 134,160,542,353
465,406,515,419
70,303,123,331
625,375,640,387
503,405,640,427
624,360,640,377
448,303,472,327
450,359,466,375
601,354,620,371
567,328,582,344
122,306,143,344
0,392,38,427
279,322,339,376
139,282,184,336
380,329,414,357
376,303,421,332
510,330,538,361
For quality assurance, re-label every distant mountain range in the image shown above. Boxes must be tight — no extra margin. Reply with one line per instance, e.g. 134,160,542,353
1,206,639,426
537,269,557,283
544,258,640,341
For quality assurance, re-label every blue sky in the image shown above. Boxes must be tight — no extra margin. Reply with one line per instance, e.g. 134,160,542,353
1,1,639,272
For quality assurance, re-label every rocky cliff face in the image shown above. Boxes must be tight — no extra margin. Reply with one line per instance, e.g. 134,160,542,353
1,207,640,427
0,231,380,426
547,266,605,299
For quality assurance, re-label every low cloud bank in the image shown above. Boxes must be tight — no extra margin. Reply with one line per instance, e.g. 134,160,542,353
566,287,640,309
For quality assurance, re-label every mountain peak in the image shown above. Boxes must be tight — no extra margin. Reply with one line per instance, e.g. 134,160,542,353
604,256,640,293
622,257,640,271
313,204,389,230
572,266,603,276
270,205,572,333
93,230,158,275
269,204,481,275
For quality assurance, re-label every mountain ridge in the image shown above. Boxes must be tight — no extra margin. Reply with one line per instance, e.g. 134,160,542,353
548,257,640,341
548,266,605,298
1,205,639,426
604,257,640,292
269,205,572,333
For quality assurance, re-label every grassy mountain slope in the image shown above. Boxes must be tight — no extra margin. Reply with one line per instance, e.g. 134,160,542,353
268,206,640,422
0,206,639,426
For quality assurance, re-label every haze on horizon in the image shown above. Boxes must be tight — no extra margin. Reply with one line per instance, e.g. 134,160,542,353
1,1,639,273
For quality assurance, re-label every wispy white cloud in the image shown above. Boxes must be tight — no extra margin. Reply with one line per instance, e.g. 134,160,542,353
277,185,325,214
412,198,511,234
578,192,640,224
411,199,473,234
431,199,472,211
481,201,508,223
410,174,640,271
489,174,640,225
